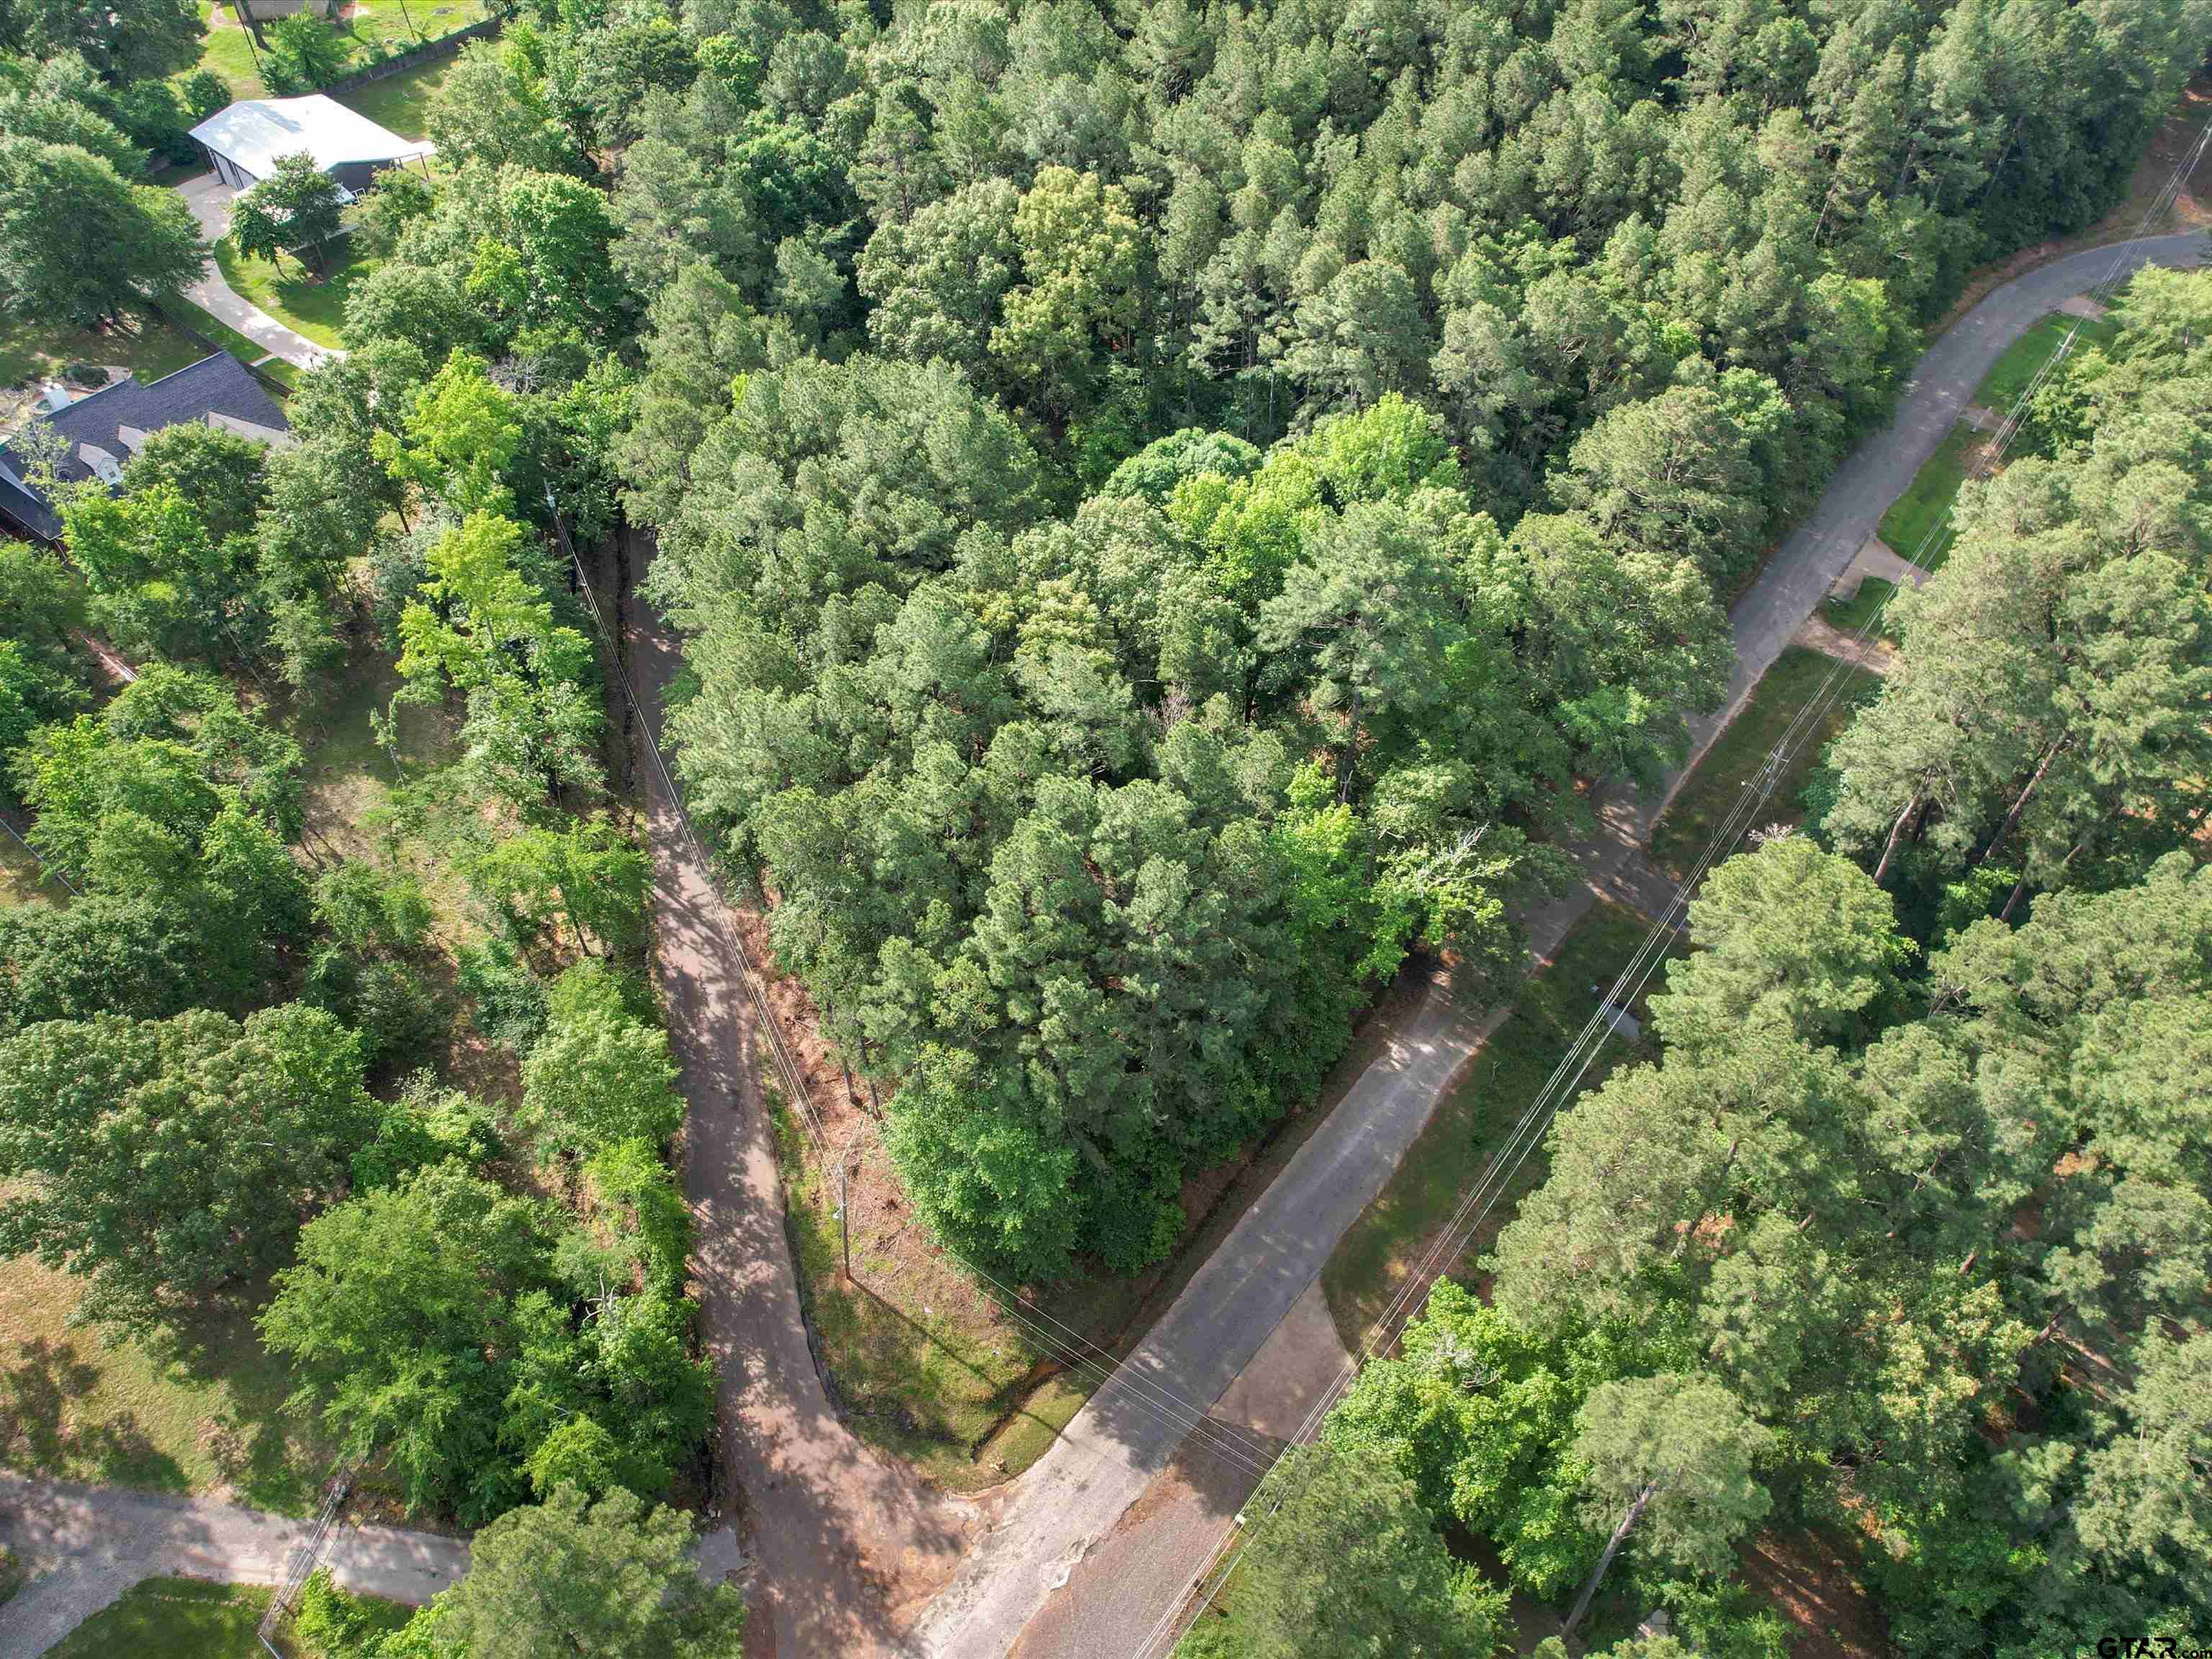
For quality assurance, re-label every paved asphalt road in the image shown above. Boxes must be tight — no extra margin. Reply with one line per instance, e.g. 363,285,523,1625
623,533,978,1659
0,1475,467,1658
914,230,2207,1659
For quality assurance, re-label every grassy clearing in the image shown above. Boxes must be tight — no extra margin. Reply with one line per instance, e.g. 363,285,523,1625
40,1575,395,1659
49,1578,273,1658
1647,646,1881,883
1822,575,1899,639
1974,310,2123,412
0,310,210,432
1872,313,2124,580
185,0,490,110
1321,904,1665,1350
192,1,263,100
333,0,493,60
0,1256,329,1514
213,239,365,351
771,1097,1047,1491
1877,423,1974,567
334,53,464,141
0,827,68,909
163,295,282,369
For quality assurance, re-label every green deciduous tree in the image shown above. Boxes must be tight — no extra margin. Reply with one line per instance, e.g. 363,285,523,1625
1563,1372,1773,1637
395,510,601,814
0,0,204,81
262,1161,555,1519
416,1483,744,1658
427,36,587,176
230,150,346,274
0,135,204,322
1238,1437,1510,1659
0,1004,374,1331
520,968,682,1159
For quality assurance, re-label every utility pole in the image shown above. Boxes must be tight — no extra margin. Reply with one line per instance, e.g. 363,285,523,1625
836,1146,853,1280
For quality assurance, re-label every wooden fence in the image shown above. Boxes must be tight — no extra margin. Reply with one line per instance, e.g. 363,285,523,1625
320,11,506,97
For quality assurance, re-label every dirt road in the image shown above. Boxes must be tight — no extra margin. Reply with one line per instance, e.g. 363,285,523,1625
619,533,976,1658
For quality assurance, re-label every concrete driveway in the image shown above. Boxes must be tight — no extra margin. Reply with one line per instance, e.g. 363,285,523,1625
0,1474,468,1658
171,172,341,372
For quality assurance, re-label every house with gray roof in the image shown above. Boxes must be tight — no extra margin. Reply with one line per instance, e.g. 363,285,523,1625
0,354,292,544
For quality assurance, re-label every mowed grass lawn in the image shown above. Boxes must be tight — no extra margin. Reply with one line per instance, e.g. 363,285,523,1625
1647,644,1881,883
49,1578,272,1658
1877,423,1974,569
0,1256,329,1514
1822,574,1899,639
0,309,207,398
1975,309,2123,411
1321,903,1668,1350
184,0,488,113
48,1575,412,1658
213,238,366,351
334,53,465,142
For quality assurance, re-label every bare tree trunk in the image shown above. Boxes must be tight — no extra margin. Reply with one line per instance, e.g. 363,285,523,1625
1976,733,2066,869
1562,1482,1658,1642
1872,791,1919,885
1336,684,1362,805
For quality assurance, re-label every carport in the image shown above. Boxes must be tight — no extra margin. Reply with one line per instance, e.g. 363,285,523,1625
187,94,435,194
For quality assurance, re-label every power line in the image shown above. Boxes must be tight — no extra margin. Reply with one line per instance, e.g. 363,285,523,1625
1127,109,2212,1659
546,494,831,1152
0,814,76,896
545,498,1286,1477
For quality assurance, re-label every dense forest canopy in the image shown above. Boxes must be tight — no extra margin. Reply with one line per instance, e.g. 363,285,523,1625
1,0,2207,1640
611,0,2209,1276
1237,273,2212,1659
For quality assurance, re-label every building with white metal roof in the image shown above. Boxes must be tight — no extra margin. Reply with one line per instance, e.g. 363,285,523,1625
188,94,435,194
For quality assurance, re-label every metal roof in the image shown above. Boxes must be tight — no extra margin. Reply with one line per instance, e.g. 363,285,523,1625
187,94,435,180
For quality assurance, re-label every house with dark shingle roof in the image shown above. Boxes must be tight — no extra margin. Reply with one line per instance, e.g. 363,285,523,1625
0,354,292,544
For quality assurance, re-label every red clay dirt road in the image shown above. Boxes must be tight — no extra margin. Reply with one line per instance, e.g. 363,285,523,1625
619,531,979,1658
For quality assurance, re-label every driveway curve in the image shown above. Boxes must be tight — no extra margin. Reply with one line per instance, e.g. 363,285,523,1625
916,230,2208,1659
172,174,341,371
0,1474,466,1658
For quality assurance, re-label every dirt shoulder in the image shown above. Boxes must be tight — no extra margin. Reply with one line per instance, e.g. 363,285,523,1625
1932,73,2212,335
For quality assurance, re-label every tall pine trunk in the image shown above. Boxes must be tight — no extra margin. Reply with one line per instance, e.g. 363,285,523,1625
1977,732,2067,868
1872,792,1919,884
1561,1480,1658,1641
